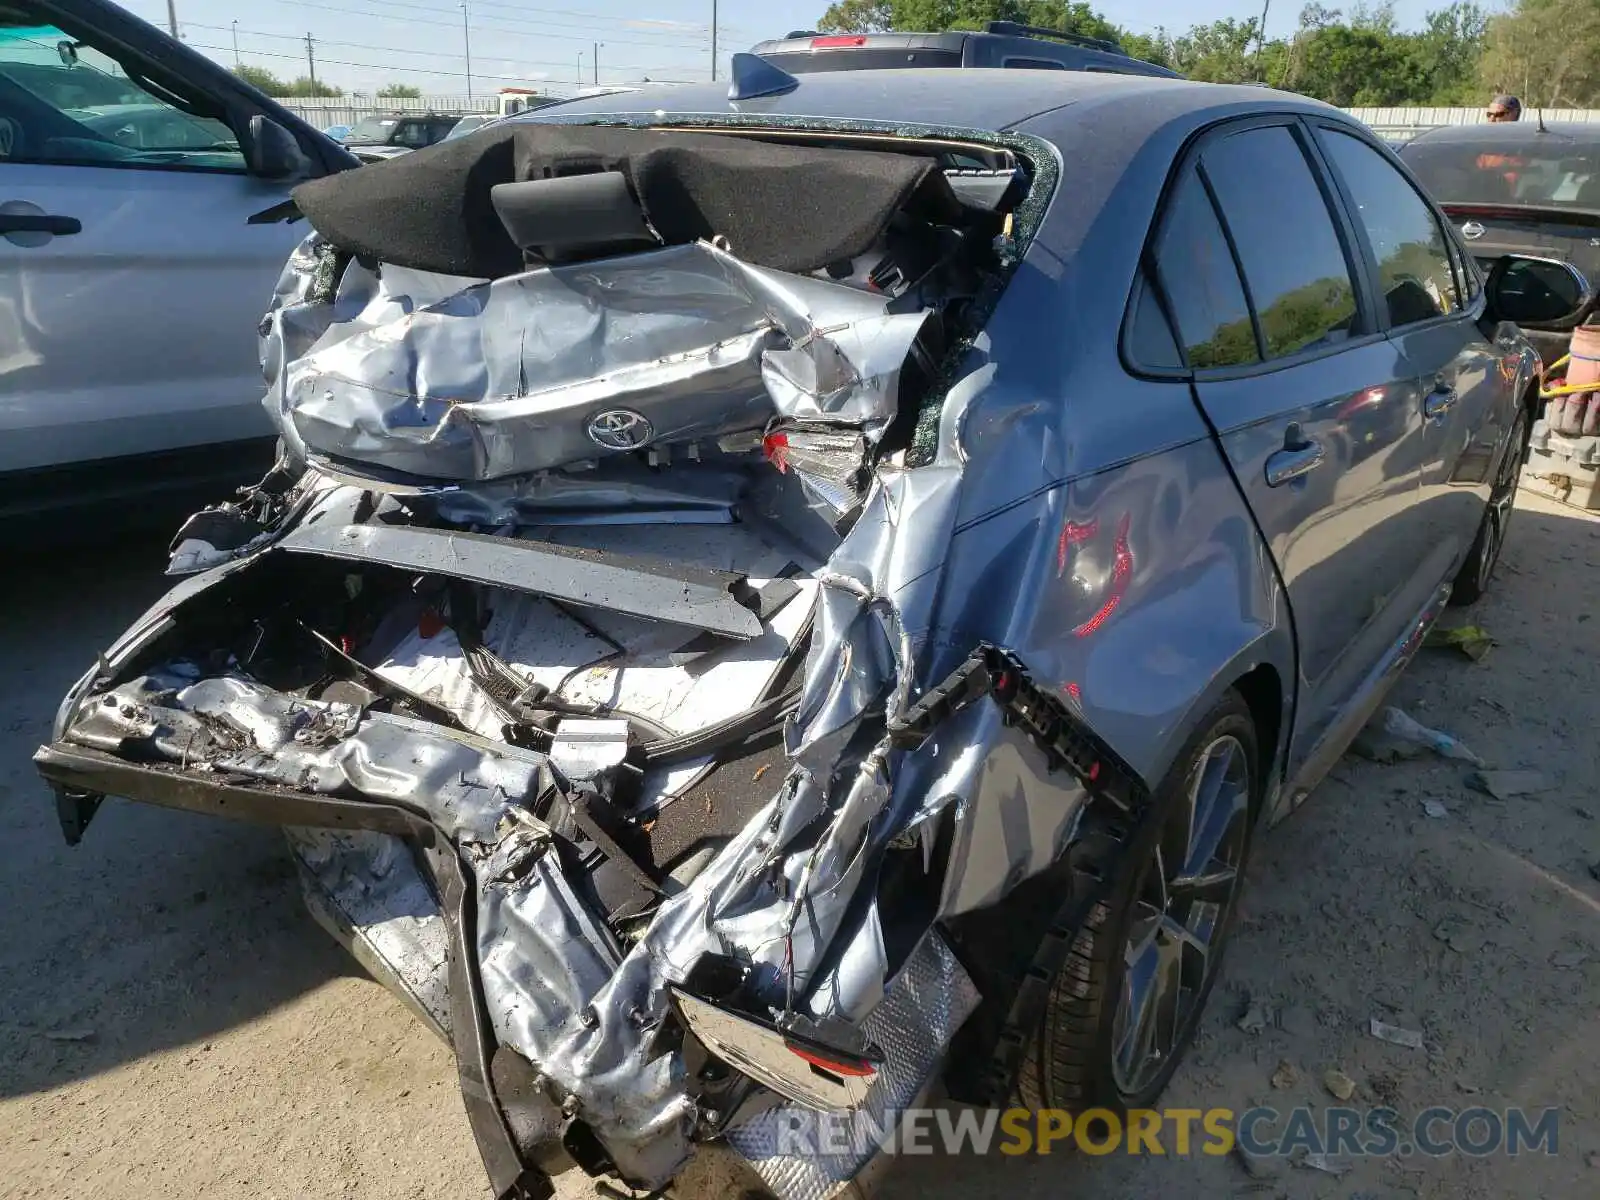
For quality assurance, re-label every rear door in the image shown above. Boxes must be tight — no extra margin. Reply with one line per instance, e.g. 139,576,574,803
1316,125,1520,577
1149,118,1432,768
0,8,302,490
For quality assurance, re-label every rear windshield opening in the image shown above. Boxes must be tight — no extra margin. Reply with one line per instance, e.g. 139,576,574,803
1405,141,1600,210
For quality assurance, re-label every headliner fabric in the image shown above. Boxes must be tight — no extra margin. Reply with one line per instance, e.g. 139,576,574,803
291,124,954,278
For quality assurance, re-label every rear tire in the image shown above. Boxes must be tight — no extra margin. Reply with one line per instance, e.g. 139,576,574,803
1016,691,1258,1112
1450,406,1528,607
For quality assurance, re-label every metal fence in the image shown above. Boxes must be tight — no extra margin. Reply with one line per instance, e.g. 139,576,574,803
277,96,1600,137
280,94,497,129
1344,106,1600,142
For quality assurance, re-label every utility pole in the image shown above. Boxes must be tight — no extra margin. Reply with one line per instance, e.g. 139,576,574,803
593,41,599,86
165,0,177,37
231,19,239,65
304,32,317,87
711,0,717,81
1255,0,1270,65
577,50,583,84
461,0,473,102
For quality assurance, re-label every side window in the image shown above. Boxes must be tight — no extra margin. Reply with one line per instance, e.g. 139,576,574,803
1126,270,1183,369
1444,220,1480,303
1319,128,1461,328
0,13,244,171
1151,169,1258,369
1002,57,1068,70
1200,124,1361,360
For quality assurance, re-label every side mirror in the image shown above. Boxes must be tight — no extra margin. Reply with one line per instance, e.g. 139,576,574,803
1484,254,1592,326
244,114,311,181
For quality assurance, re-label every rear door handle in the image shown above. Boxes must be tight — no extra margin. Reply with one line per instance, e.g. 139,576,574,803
0,212,81,236
1423,381,1458,419
1265,439,1325,487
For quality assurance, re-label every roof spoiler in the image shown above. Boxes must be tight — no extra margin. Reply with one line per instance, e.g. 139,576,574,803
728,52,800,102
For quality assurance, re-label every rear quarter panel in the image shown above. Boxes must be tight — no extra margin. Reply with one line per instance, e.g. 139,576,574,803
915,97,1298,836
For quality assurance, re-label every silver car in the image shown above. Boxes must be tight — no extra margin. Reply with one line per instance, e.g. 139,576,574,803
34,58,1587,1200
0,0,353,526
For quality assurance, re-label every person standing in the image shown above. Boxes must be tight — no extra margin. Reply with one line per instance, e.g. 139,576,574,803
1477,95,1524,195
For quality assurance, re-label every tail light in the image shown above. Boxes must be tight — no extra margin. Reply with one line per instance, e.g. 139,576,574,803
811,36,867,48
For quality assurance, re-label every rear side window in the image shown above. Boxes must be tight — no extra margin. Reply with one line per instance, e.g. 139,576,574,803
1003,57,1068,70
1201,125,1360,359
1151,170,1258,369
1320,128,1462,328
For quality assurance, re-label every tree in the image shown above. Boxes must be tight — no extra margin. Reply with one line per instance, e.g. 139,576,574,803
1478,0,1600,108
283,76,343,98
377,83,422,98
233,64,288,96
817,0,892,31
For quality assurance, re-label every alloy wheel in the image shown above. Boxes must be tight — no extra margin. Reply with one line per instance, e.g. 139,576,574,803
1478,413,1525,593
1110,734,1251,1097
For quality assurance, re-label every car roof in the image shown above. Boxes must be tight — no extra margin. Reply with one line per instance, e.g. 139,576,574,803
1405,121,1600,148
515,68,1329,137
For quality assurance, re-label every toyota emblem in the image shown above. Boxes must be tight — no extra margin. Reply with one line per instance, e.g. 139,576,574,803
586,409,654,451
1460,221,1485,240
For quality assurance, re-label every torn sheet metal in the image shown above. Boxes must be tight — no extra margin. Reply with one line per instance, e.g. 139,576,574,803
64,670,553,845
278,520,766,639
725,931,980,1200
261,239,930,485
287,827,453,1040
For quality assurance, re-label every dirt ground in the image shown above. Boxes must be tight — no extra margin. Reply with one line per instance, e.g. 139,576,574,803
2,488,1596,1200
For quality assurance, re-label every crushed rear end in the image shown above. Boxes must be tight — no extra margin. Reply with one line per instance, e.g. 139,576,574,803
35,116,1131,1199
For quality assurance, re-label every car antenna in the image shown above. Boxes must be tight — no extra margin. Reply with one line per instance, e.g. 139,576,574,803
1536,107,1548,132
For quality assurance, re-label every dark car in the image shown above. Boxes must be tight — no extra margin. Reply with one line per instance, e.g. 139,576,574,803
752,20,1178,78
35,61,1585,1200
1402,121,1600,362
343,110,464,162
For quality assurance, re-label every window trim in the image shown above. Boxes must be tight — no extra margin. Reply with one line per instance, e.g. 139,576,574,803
1308,117,1483,334
1120,112,1389,384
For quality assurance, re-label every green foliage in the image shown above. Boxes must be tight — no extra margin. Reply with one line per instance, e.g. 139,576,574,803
1479,0,1600,107
284,76,343,97
230,65,343,98
814,0,1598,108
233,64,287,95
377,83,423,98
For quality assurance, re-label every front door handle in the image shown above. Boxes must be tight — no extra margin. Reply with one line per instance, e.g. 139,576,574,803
1265,439,1325,487
0,212,81,236
1423,381,1458,419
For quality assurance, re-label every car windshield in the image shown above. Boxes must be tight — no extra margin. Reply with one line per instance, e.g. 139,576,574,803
345,115,400,144
1404,136,1600,210
443,115,489,140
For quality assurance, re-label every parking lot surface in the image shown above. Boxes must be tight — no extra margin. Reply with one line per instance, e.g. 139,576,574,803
2,491,1596,1199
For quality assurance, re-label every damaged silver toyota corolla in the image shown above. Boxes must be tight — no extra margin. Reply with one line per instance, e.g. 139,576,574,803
36,63,1574,1200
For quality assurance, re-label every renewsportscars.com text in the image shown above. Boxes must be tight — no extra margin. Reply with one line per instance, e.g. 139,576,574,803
773,1105,1561,1159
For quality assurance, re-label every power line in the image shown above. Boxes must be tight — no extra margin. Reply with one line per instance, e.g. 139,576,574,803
185,39,698,82
201,7,708,53
254,0,716,47
190,21,702,72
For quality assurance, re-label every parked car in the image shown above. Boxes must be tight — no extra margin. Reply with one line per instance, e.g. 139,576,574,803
751,20,1179,77
441,112,493,140
34,59,1585,1200
1401,121,1600,363
341,110,464,162
0,0,357,532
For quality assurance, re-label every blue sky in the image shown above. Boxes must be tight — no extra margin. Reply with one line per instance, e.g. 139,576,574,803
116,0,1451,96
